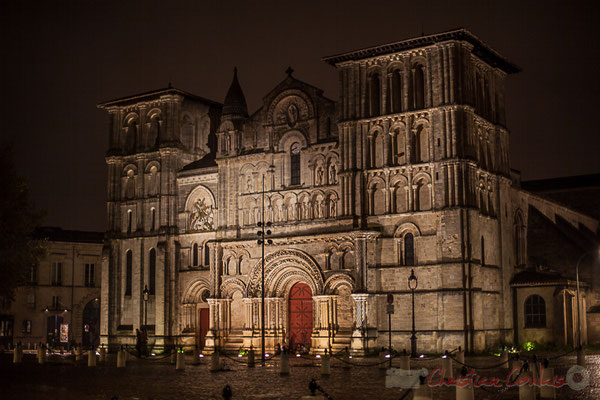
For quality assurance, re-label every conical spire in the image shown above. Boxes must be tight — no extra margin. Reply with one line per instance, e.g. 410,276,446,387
222,67,248,119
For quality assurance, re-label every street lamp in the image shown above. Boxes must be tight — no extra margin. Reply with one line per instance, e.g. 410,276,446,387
257,174,273,366
143,285,150,329
408,269,418,358
575,248,600,348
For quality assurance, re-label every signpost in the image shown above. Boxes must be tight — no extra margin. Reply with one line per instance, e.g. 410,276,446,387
386,294,394,368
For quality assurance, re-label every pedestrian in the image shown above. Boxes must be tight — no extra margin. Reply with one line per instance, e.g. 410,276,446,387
135,329,142,356
141,328,148,356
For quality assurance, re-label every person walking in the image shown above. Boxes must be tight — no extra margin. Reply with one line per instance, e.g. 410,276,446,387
135,329,142,357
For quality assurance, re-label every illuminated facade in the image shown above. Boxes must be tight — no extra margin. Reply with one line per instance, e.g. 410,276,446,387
97,29,599,353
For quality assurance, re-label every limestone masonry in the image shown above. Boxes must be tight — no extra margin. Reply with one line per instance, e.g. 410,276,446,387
96,29,600,354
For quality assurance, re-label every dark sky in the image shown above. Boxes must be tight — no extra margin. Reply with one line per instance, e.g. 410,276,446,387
2,0,599,232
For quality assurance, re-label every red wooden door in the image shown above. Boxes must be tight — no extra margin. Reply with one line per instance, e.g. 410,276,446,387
197,308,209,349
288,282,313,351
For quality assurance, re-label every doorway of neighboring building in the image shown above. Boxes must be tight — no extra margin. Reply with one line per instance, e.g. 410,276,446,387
288,282,313,352
82,298,100,349
46,315,64,348
197,308,209,349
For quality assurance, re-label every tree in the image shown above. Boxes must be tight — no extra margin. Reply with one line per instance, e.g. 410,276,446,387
0,140,44,300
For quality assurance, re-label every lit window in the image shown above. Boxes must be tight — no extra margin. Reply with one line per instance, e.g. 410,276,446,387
22,320,32,334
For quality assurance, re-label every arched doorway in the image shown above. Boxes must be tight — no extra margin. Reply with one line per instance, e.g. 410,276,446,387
82,298,100,349
288,282,313,351
196,290,210,349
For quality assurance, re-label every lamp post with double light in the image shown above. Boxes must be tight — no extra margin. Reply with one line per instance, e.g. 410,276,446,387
408,269,418,358
256,173,273,366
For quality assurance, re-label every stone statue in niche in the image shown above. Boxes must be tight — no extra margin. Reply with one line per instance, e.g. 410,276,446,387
316,167,324,186
286,103,298,127
190,198,214,231
329,164,337,184
246,176,253,193
329,198,337,218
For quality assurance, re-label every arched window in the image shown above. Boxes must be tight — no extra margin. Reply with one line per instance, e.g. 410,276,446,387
151,208,156,231
192,243,199,266
126,170,135,199
290,142,301,186
404,233,415,265
148,116,160,148
411,64,425,110
126,120,137,152
127,210,133,233
390,69,403,113
524,295,546,328
413,126,429,163
125,250,132,296
149,248,156,295
368,71,381,117
204,244,210,266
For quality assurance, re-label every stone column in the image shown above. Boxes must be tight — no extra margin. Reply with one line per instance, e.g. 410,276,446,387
205,298,219,350
312,295,336,351
350,293,371,354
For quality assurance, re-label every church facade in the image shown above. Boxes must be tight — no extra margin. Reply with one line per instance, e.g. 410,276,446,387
97,29,600,354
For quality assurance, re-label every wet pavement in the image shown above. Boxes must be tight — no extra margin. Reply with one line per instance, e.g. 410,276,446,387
0,350,598,399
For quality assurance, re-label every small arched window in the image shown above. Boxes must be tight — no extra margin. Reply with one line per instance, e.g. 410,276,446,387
524,295,546,328
411,64,425,110
149,248,156,295
390,69,403,113
127,210,133,233
290,142,301,186
126,120,137,152
404,233,415,265
151,208,156,231
192,243,199,266
368,72,381,117
148,116,160,148
125,250,133,296
204,244,210,266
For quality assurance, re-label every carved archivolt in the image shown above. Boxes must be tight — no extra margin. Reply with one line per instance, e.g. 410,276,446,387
267,90,314,126
324,273,355,294
220,277,247,299
182,278,210,304
246,248,324,297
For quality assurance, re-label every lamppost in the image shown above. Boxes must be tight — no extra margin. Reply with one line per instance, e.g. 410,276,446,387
408,269,418,358
143,285,149,329
256,174,273,366
575,248,600,348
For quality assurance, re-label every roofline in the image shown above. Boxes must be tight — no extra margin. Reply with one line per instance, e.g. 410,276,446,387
97,87,222,108
322,28,520,74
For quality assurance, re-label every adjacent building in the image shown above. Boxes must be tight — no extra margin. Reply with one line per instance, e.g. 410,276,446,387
0,227,103,348
97,29,599,354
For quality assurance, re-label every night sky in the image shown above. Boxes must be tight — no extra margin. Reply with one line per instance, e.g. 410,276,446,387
2,0,599,232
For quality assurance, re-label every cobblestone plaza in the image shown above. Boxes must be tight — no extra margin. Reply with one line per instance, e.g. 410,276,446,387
1,350,597,399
